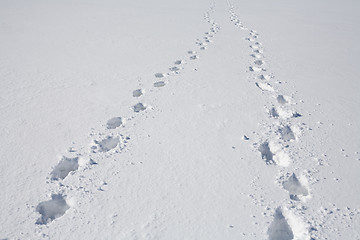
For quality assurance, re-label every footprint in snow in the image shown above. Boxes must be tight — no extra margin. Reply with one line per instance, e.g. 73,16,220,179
277,95,289,105
133,102,146,112
250,54,262,59
190,55,199,60
258,74,271,80
36,194,70,225
282,173,309,200
187,50,196,54
267,207,294,240
95,136,120,152
154,73,167,78
174,60,185,65
258,142,275,165
200,46,207,50
169,66,181,72
254,60,264,66
250,45,260,50
256,82,274,92
279,125,296,141
253,49,263,54
249,66,264,72
133,89,144,98
51,157,79,180
106,117,123,129
154,81,166,88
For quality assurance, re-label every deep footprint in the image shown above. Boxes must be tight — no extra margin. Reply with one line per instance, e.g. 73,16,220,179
282,173,309,200
267,207,294,240
258,142,275,165
279,125,296,141
51,157,79,180
36,194,70,225
133,89,143,98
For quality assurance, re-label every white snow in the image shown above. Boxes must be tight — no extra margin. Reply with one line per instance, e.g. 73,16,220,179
1,0,360,239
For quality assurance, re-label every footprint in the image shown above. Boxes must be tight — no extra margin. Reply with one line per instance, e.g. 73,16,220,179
51,157,79,180
190,55,199,60
277,95,288,105
282,173,309,200
95,136,120,152
267,207,294,240
279,125,295,141
250,54,262,59
258,74,271,80
256,82,274,92
174,60,185,65
187,50,196,54
250,45,260,50
169,66,180,72
259,141,290,167
200,46,207,50
253,49,263,54
154,73,166,78
258,142,275,165
106,117,123,129
36,194,70,225
132,89,144,98
133,103,146,112
271,107,302,119
269,107,279,118
249,66,264,72
154,81,166,88
254,60,264,65
245,38,255,42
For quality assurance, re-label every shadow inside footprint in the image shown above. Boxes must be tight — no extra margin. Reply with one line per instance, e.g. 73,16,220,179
51,157,79,180
282,173,309,200
36,194,70,225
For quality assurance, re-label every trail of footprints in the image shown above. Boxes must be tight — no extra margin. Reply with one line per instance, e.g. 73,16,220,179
229,5,312,239
35,5,221,226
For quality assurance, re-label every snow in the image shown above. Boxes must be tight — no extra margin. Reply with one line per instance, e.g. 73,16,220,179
1,0,360,239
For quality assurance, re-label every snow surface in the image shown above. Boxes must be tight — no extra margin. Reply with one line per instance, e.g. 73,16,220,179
1,0,360,239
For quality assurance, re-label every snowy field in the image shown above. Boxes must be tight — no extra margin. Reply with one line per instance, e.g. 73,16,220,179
1,0,359,239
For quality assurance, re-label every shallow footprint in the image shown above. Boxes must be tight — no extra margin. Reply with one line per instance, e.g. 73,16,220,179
133,103,146,112
254,60,264,65
154,73,166,78
174,60,185,65
154,81,166,87
258,74,271,80
249,66,263,72
256,82,274,92
95,136,120,152
106,117,123,129
190,55,199,60
133,89,143,98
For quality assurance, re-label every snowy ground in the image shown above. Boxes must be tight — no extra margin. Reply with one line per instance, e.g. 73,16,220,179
1,0,359,239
